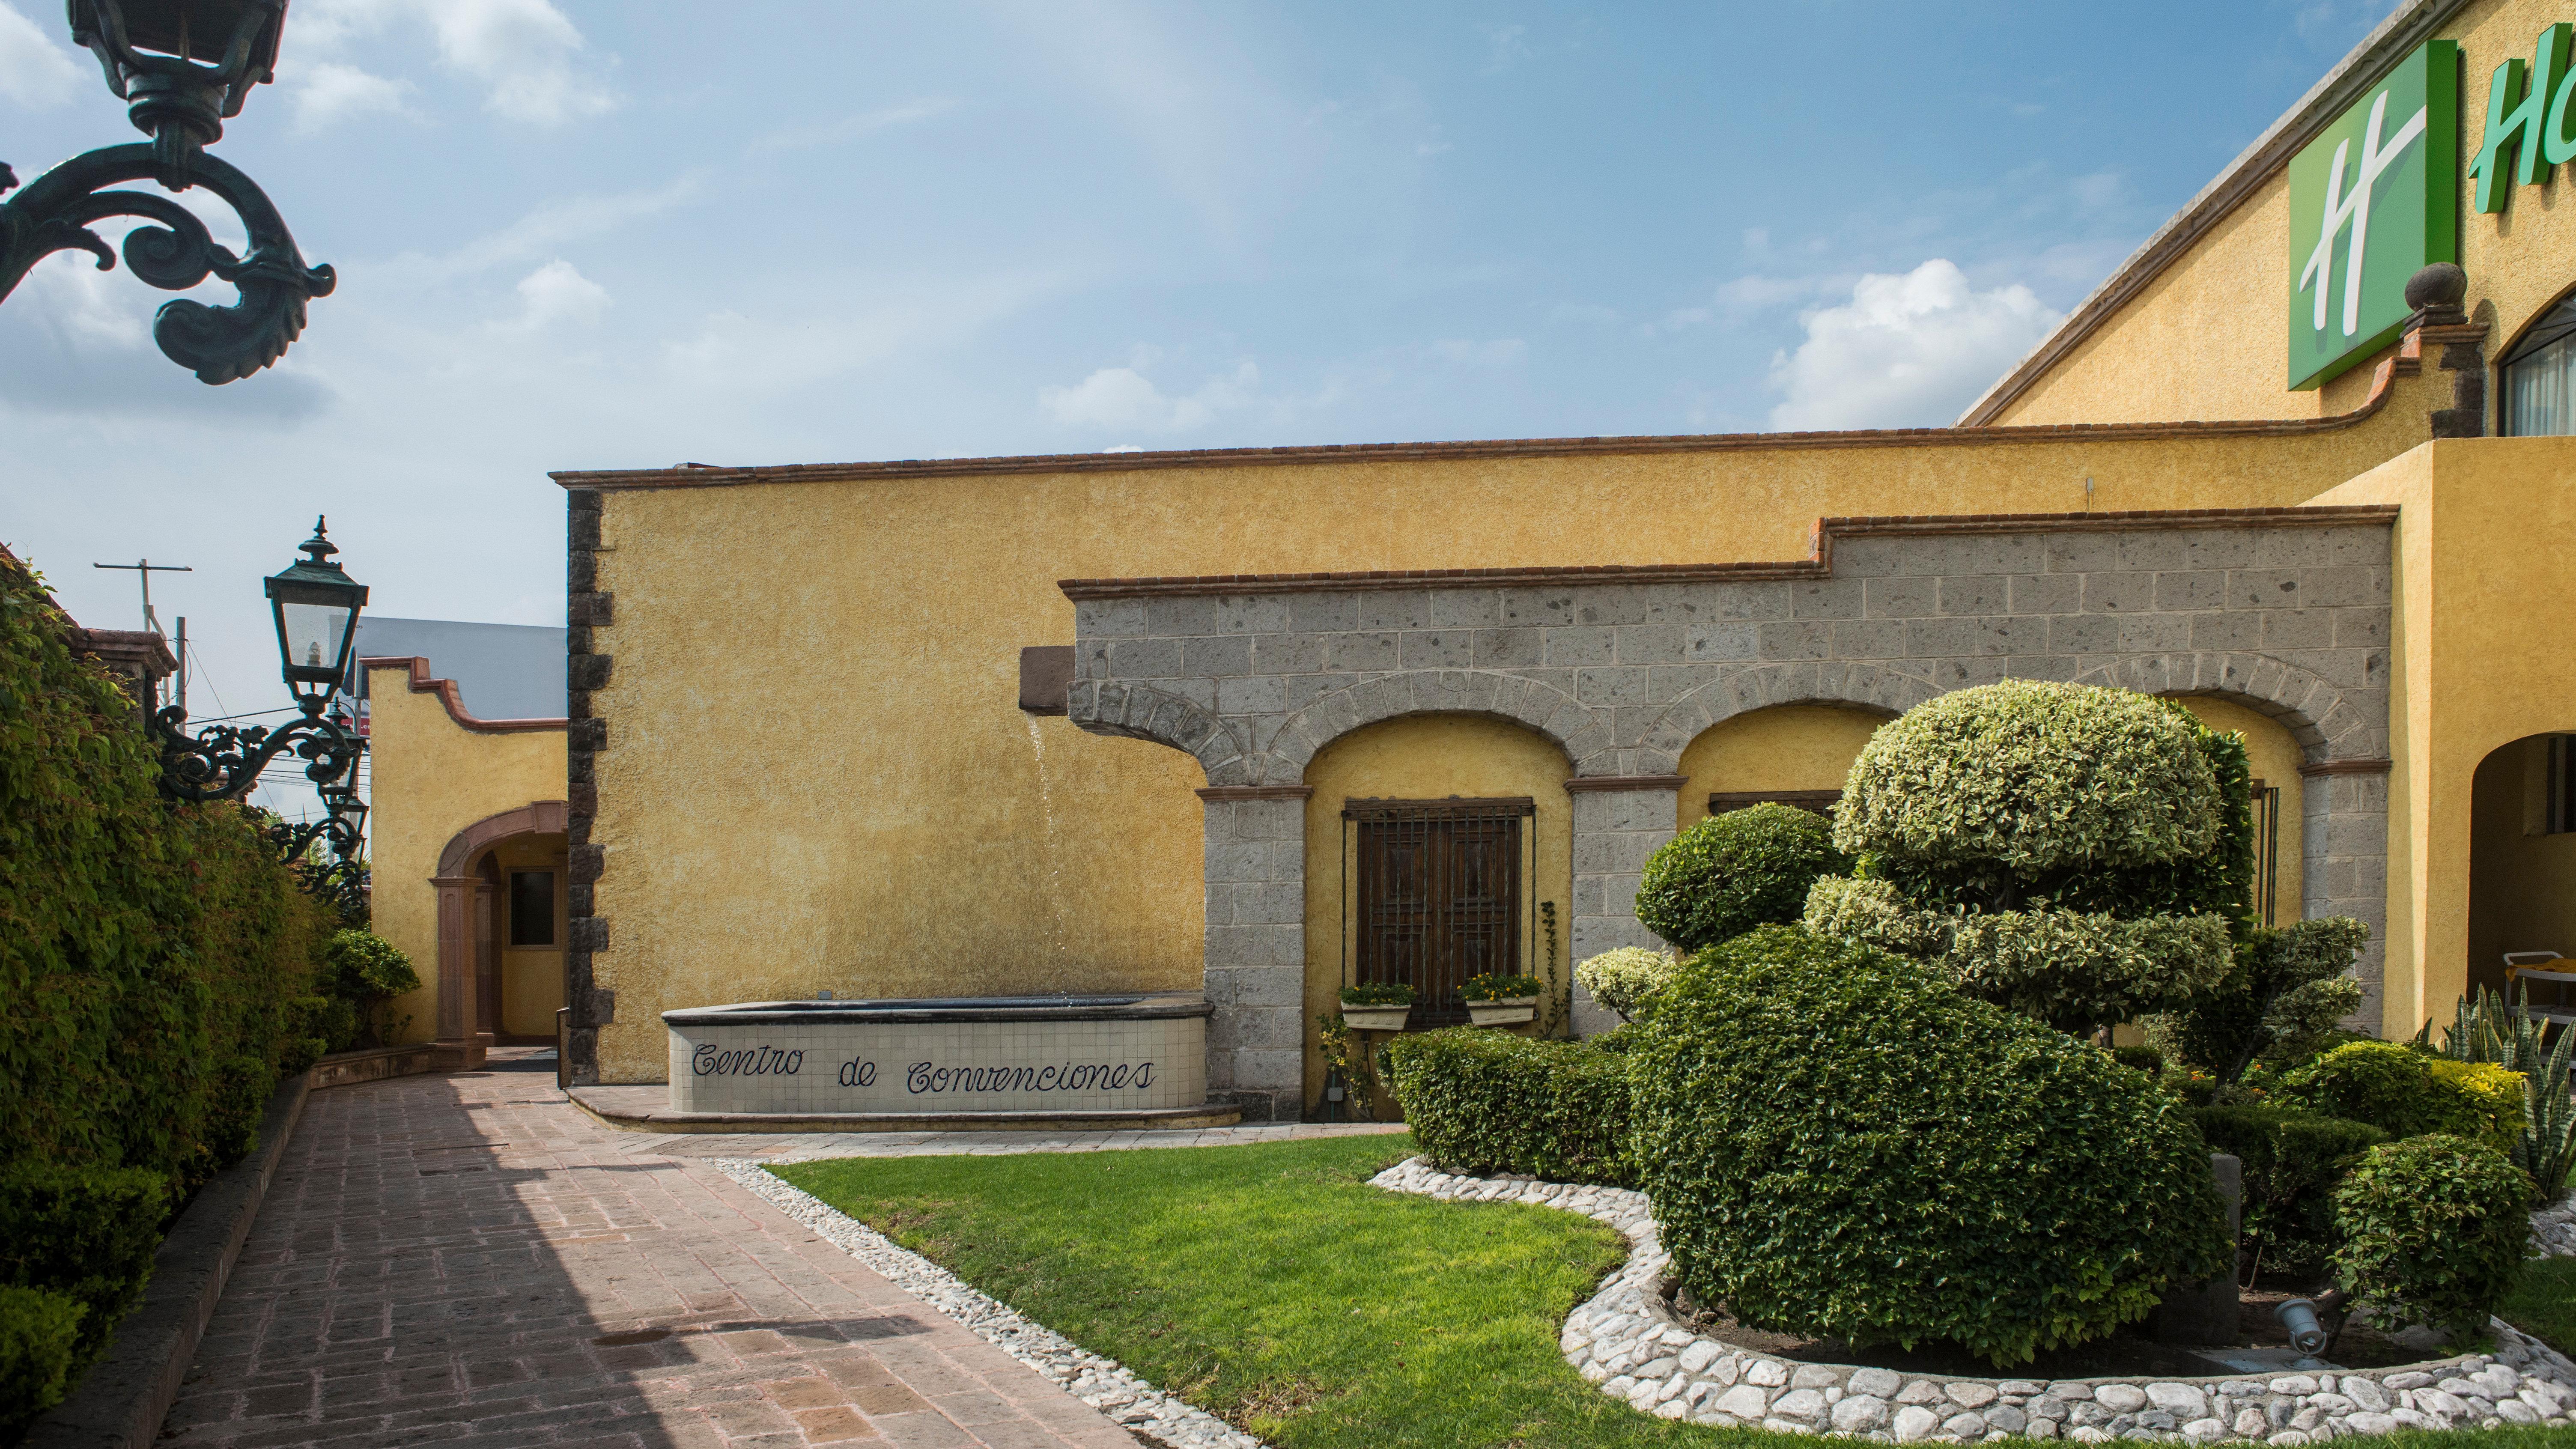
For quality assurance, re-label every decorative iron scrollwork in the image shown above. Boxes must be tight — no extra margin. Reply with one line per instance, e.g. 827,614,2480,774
0,142,333,383
150,700,360,804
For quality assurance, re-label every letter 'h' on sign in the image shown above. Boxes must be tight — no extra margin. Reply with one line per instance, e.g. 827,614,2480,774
2472,24,2576,213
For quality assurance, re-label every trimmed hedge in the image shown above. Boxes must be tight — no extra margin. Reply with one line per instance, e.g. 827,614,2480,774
2333,1135,2532,1336
1385,1029,1634,1188
1635,803,1849,951
2275,1041,2525,1159
1805,683,2256,1037
2188,1104,2388,1275
0,1286,81,1435
1629,926,2230,1367
0,1163,167,1371
1573,947,1676,1022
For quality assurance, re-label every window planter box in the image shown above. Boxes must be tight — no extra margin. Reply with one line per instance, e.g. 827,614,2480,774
1340,1005,1413,1032
1465,996,1539,1027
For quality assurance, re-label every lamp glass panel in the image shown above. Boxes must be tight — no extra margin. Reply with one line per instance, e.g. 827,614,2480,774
280,600,351,676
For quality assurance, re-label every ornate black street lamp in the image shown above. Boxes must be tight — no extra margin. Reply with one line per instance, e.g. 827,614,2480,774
0,0,334,383
152,518,367,873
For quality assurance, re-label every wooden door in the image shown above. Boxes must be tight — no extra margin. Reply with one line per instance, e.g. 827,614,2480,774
1351,800,1526,1023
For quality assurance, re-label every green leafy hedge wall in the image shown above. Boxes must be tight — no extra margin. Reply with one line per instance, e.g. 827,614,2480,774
0,548,329,1184
0,547,331,1427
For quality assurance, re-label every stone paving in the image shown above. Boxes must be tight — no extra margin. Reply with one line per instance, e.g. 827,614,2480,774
163,1049,1392,1449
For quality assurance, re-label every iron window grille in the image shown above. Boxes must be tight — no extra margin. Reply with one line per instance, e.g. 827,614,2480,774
1341,797,1536,1027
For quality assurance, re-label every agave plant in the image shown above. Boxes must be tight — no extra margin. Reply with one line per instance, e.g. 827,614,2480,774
2415,983,2576,1201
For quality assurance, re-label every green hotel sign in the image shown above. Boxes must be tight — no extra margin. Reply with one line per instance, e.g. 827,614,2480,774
2287,40,2459,390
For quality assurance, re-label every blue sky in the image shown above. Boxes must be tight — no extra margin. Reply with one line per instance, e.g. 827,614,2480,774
2,0,2386,813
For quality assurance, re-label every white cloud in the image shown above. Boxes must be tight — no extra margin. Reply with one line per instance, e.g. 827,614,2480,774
500,259,608,331
290,0,612,125
1039,361,1258,433
0,0,80,109
293,62,416,134
1766,259,2060,432
385,175,704,284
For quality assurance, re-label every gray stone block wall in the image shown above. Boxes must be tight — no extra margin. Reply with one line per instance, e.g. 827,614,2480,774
1201,795,1304,1121
1569,785,1681,1035
1067,515,2398,1095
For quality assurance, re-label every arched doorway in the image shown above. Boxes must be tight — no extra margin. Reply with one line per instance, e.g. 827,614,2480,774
2467,735,2576,1009
433,802,569,1067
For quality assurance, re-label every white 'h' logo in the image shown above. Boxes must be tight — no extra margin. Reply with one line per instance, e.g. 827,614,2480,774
2301,89,2429,339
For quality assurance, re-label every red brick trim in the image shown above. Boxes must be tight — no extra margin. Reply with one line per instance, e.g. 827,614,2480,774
2298,758,2394,777
67,627,177,679
550,356,2409,493
435,801,569,877
1056,506,2403,600
363,656,569,734
1562,775,1690,793
1195,785,1315,801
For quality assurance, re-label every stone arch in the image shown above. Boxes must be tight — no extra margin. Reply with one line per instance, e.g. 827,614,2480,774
2079,651,2360,763
1638,662,1934,775
1066,680,1257,786
1258,670,1610,786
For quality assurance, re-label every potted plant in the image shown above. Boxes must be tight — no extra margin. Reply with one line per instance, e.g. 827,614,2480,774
1463,973,1543,1026
1339,983,1414,1031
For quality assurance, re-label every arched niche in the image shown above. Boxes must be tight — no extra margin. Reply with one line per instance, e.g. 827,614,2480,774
1673,703,1892,832
1298,714,1574,1115
2172,696,2309,928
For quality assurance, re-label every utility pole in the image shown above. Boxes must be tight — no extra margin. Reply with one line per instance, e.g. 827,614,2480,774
93,558,193,706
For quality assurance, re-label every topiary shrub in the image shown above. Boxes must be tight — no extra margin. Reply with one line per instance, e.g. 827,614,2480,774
1629,925,2229,1366
0,1162,168,1374
1385,1029,1634,1187
1635,803,1850,951
1573,947,1677,1023
0,1285,83,1436
2160,918,2370,1083
1802,681,2262,1037
2275,1041,2525,1159
2333,1135,2531,1337
2188,1104,2388,1275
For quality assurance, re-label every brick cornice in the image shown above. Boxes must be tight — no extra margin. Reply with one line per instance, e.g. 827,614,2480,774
1562,775,1690,793
2299,757,2394,777
549,357,2410,493
1194,785,1314,801
1057,506,2402,601
361,656,568,735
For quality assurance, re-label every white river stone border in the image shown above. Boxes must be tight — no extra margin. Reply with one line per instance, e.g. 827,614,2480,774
1370,1157,2576,1443
713,1159,1267,1449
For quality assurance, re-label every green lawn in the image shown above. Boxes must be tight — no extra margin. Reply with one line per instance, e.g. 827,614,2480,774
2503,1257,2576,1362
772,1135,2576,1449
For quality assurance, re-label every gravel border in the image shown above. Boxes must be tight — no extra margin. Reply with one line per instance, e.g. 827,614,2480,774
713,1158,1268,1449
1371,1156,2576,1443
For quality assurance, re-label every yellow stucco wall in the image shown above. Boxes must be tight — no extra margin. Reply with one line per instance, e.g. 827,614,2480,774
1995,0,2576,428
1297,716,1574,1112
576,394,2461,1081
2468,735,2576,999
2307,436,2576,1035
2173,697,2309,929
1673,704,1890,832
362,663,568,1044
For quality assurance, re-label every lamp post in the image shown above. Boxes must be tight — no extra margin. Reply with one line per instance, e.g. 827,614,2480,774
0,0,334,384
152,517,370,906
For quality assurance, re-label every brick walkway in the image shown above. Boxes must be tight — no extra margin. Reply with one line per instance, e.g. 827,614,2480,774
166,1049,1358,1449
